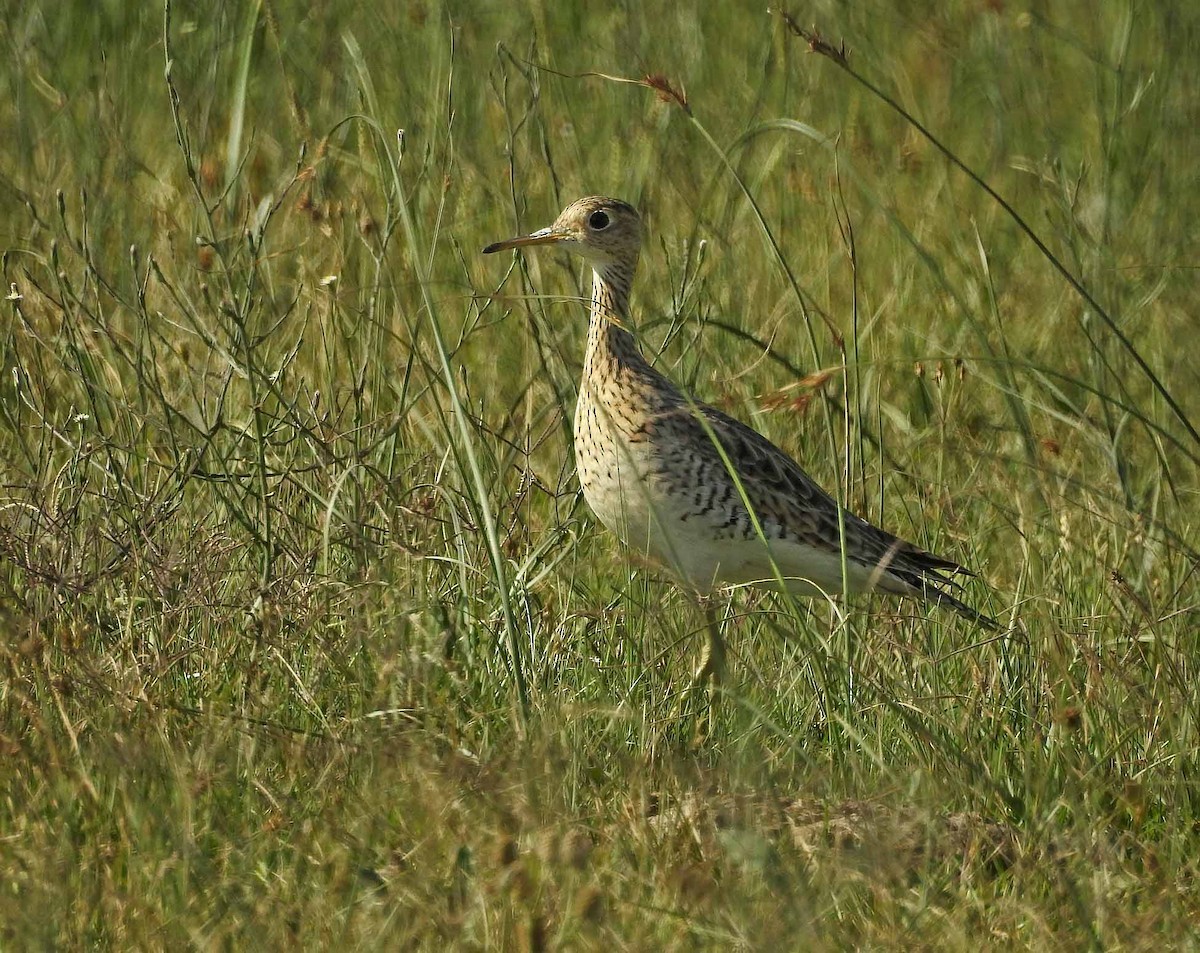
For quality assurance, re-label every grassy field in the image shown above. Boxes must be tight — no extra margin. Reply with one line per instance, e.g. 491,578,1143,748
2,0,1198,947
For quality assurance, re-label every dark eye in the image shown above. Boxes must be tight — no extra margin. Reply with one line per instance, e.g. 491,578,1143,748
588,210,610,230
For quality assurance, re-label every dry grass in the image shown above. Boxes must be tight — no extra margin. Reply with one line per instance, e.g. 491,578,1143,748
2,1,1198,947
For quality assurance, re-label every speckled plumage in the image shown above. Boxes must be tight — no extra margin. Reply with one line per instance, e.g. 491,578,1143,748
485,196,994,628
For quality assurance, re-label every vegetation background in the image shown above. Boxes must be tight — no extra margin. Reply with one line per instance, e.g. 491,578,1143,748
2,0,1197,947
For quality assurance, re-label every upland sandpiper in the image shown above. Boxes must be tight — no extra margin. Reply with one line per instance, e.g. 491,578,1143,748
484,196,996,677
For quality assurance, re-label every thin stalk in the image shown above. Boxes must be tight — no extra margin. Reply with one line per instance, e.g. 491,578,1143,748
779,14,1199,450
338,64,530,726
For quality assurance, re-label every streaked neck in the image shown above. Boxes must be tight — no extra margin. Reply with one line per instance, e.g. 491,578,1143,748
584,264,643,375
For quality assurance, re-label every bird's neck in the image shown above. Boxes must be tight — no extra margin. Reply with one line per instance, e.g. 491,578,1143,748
582,264,646,380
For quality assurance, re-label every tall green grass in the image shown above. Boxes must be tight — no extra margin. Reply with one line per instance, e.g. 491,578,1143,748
1,0,1197,946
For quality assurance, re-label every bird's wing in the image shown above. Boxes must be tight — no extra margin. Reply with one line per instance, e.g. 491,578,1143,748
679,400,999,627
663,398,969,582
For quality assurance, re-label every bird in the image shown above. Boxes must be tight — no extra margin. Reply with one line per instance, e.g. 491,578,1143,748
483,195,996,679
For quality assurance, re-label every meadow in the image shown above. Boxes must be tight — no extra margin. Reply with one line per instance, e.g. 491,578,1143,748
2,0,1198,947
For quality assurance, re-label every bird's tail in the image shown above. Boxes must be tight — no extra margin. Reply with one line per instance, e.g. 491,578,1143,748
924,584,1000,631
883,543,1000,631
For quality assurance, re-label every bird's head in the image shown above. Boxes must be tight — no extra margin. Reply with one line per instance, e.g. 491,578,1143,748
483,196,642,276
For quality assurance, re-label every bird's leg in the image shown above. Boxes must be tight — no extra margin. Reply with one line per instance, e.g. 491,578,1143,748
684,594,727,746
691,594,727,689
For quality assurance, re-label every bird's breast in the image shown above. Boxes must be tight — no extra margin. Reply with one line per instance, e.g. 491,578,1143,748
572,385,750,588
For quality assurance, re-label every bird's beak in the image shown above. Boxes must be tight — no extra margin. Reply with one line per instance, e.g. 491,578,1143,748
482,226,566,255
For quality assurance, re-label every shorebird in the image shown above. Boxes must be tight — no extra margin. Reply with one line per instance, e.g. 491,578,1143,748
484,196,995,679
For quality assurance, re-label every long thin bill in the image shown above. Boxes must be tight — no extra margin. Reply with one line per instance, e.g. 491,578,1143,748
482,226,561,255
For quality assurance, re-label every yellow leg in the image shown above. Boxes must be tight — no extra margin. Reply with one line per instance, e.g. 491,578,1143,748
684,596,727,745
691,596,727,690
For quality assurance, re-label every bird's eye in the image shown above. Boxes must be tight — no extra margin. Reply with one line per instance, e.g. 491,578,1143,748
588,210,611,230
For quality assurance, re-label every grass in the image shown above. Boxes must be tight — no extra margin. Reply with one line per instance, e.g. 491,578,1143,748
2,0,1198,947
